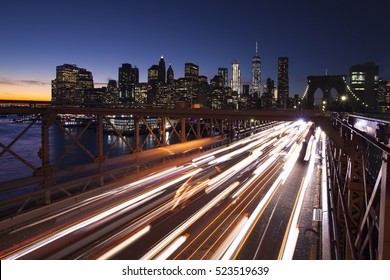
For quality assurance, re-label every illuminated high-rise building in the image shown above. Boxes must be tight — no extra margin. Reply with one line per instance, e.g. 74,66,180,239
185,63,199,81
218,67,228,87
76,69,94,103
251,42,261,97
52,64,93,106
242,84,250,96
107,79,119,103
277,57,289,109
118,63,138,104
148,65,159,83
77,69,94,90
158,56,166,83
167,64,174,84
231,62,241,94
349,62,379,110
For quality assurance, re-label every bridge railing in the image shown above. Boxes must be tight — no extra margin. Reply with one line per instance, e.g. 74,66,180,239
325,114,390,259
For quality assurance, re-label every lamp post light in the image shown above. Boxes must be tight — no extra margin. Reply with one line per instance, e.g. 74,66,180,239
322,100,326,111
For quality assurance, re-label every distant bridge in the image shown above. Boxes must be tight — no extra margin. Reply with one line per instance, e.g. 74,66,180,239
0,99,51,107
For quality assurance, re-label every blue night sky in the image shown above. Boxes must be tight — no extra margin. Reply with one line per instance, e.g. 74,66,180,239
0,0,389,100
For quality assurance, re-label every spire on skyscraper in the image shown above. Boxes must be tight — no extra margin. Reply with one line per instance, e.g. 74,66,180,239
167,63,174,84
158,56,166,84
251,42,261,97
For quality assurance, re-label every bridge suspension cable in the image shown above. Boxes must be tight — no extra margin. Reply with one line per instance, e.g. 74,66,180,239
302,84,309,100
344,82,369,108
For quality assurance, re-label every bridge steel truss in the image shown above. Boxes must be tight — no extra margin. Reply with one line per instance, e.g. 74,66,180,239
325,115,390,259
0,107,278,218
1,106,389,259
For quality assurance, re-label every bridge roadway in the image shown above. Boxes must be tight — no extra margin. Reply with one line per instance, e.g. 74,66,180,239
0,120,324,260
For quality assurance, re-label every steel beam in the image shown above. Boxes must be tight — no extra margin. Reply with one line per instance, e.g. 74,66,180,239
40,111,55,204
96,113,104,186
379,151,390,259
180,118,186,142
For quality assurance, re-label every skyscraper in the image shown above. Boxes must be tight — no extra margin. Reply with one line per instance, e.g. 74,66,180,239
231,62,241,94
242,85,250,96
158,56,166,84
218,67,228,88
148,65,159,83
251,42,261,98
166,64,174,84
118,63,138,104
76,69,94,103
349,62,379,110
107,79,119,103
277,57,289,109
52,64,93,106
185,63,199,80
264,77,275,96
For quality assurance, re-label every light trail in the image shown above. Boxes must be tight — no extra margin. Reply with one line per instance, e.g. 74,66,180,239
223,176,283,260
154,235,188,260
97,225,151,260
182,161,284,260
231,154,277,199
279,127,321,260
3,168,202,259
211,216,248,260
3,189,165,259
0,120,322,260
173,120,310,259
140,181,240,260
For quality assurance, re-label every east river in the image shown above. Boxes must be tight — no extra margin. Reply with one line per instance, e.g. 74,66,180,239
0,116,181,183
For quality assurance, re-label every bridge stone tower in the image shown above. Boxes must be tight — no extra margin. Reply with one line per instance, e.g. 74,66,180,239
305,75,346,109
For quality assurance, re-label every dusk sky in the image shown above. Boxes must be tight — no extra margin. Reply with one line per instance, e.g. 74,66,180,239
0,0,389,101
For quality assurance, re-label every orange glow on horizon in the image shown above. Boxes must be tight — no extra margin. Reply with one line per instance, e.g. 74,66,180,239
0,84,51,101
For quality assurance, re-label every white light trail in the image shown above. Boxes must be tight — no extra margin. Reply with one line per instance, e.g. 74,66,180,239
208,138,263,165
4,189,164,259
213,216,248,260
191,155,215,166
154,235,188,260
5,168,202,260
140,181,240,260
279,128,321,260
231,154,277,199
321,130,331,259
281,228,300,260
206,154,259,194
281,143,302,185
303,136,314,161
116,165,185,192
222,173,284,260
97,225,151,260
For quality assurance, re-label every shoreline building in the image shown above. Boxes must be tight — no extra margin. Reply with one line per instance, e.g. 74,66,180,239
118,63,139,104
251,42,261,98
51,64,94,106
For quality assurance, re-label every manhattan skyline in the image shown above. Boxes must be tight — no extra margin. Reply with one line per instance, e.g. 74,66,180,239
0,0,389,101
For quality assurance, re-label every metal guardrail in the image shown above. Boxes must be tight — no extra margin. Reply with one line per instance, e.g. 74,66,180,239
325,114,389,259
